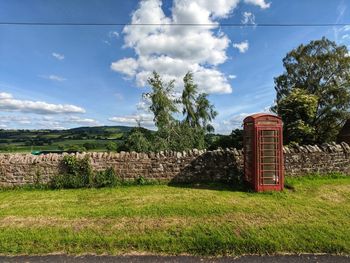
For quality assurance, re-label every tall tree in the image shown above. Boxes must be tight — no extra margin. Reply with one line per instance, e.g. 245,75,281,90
195,93,218,132
274,37,350,144
182,72,198,127
126,71,218,152
181,72,218,132
145,71,178,134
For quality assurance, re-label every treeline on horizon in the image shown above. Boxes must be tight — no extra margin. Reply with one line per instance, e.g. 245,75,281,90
0,125,243,153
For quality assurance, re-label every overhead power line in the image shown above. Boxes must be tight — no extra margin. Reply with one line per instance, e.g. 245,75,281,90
0,22,350,27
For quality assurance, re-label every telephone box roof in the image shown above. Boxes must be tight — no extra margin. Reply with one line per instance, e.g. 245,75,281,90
243,113,281,123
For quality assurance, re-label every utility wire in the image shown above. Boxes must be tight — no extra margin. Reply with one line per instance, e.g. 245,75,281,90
0,22,350,27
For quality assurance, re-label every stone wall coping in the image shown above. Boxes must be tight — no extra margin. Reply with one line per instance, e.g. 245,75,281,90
282,142,350,154
0,142,349,164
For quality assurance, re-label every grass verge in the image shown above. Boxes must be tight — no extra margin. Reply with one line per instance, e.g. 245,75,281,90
0,175,349,256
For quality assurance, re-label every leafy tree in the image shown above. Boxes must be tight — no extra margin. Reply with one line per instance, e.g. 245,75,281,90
0,144,15,152
106,142,118,152
145,71,178,134
57,145,64,151
195,93,218,132
277,89,318,144
124,129,151,152
274,37,350,144
182,72,218,132
66,145,86,152
168,122,206,151
182,72,198,127
83,142,98,151
125,71,218,152
65,144,86,152
206,129,243,150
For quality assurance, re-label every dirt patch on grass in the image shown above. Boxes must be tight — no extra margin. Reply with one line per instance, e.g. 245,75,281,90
0,216,198,232
0,214,258,237
317,185,350,203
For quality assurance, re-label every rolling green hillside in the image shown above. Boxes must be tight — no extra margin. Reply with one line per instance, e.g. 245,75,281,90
0,126,134,153
0,126,237,153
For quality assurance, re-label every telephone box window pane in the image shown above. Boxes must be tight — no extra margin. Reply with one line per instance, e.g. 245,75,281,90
263,171,276,176
262,144,276,150
262,157,276,163
260,129,279,185
262,164,275,170
263,178,276,185
262,137,278,143
262,130,277,136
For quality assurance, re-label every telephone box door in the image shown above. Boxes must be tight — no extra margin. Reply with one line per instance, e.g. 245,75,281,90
256,127,283,191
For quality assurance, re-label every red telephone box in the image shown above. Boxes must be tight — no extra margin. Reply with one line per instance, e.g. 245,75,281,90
243,113,284,192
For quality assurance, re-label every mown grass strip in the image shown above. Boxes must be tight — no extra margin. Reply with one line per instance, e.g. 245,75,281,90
0,176,349,255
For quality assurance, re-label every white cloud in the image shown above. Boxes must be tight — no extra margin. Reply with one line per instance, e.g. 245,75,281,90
104,31,120,46
109,31,120,38
111,58,138,77
333,22,350,42
193,68,232,93
65,116,99,126
35,119,66,130
109,94,155,128
0,92,85,114
233,40,249,53
111,0,270,94
40,75,66,82
241,11,255,25
1,115,32,125
0,92,13,99
136,96,153,112
342,34,350,39
0,115,100,129
52,52,65,60
213,112,250,134
228,74,237,79
111,0,239,94
226,112,248,127
109,113,154,127
215,105,272,134
244,0,270,9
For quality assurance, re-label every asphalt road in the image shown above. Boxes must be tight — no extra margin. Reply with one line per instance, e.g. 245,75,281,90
0,255,349,263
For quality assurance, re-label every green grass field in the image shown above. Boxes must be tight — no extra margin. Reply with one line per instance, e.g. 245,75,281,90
0,176,349,256
0,126,131,153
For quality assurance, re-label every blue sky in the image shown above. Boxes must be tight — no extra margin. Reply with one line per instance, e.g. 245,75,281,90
0,0,350,133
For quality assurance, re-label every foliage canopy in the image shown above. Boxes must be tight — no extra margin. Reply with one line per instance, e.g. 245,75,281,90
274,37,350,144
125,71,218,152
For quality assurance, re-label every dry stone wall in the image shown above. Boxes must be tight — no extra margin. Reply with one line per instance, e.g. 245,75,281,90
0,142,349,187
283,142,350,176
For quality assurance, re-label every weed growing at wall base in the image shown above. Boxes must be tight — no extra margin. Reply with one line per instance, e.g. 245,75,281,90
50,156,119,189
48,155,163,189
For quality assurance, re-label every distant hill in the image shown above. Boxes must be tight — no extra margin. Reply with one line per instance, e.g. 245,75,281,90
0,126,135,153
0,125,238,153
